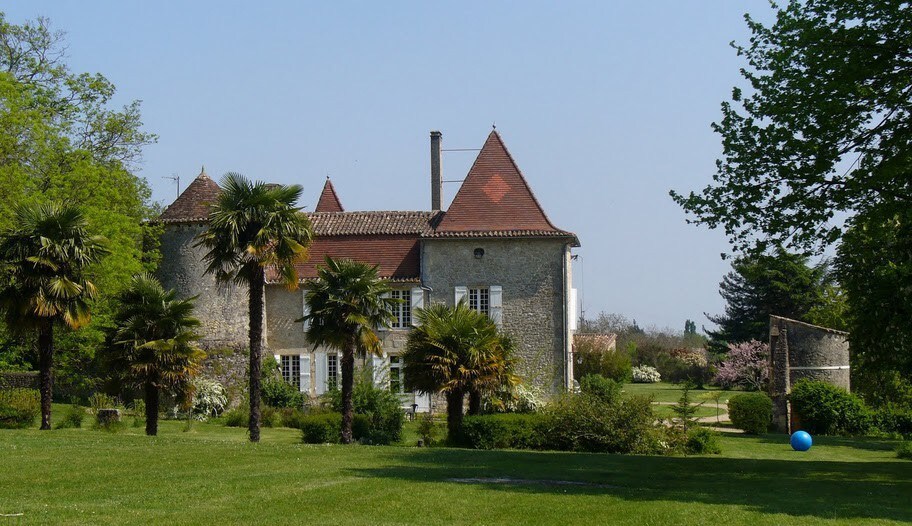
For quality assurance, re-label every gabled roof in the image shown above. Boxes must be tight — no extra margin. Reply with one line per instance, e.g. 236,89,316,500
310,211,438,236
314,178,344,212
434,131,575,245
158,167,221,223
270,235,422,284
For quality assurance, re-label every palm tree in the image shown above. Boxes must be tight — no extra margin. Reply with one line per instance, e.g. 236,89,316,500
196,173,312,442
0,203,107,430
300,256,397,444
403,301,517,439
108,274,204,436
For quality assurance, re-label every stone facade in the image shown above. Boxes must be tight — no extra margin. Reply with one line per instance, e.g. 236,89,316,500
156,222,250,350
421,238,573,393
768,315,851,433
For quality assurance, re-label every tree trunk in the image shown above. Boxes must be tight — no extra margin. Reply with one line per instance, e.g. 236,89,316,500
340,341,355,444
446,388,465,442
38,321,54,430
248,267,265,443
144,379,160,436
469,390,482,415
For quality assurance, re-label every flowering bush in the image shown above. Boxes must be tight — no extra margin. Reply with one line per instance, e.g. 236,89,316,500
190,377,228,421
715,340,769,391
632,365,661,383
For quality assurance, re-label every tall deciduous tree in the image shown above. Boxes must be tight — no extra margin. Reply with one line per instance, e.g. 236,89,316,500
706,249,834,352
300,257,397,444
403,301,517,439
197,173,312,442
670,0,912,254
0,203,107,429
108,274,204,436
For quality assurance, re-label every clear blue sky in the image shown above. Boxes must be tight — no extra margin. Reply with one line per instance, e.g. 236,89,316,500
6,1,773,332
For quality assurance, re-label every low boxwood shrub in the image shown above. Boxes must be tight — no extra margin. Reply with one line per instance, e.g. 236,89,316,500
55,402,85,429
0,388,39,429
728,392,773,434
300,412,370,444
460,413,545,450
685,427,722,455
873,405,912,437
223,407,247,427
898,441,912,461
540,393,661,454
789,380,871,436
579,374,621,404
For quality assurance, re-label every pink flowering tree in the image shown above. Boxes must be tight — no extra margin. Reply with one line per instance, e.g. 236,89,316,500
714,340,770,391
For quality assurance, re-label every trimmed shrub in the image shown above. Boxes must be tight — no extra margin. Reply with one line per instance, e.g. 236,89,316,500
300,412,370,444
55,403,85,429
223,407,247,427
324,377,404,445
789,380,871,436
460,413,545,450
873,405,912,437
279,407,309,430
579,374,621,404
728,392,773,434
685,427,722,455
262,376,306,409
632,365,661,383
540,393,661,454
0,388,39,429
898,441,912,461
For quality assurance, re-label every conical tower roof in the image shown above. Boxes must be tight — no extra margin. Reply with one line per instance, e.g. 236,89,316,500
315,177,344,212
158,167,221,223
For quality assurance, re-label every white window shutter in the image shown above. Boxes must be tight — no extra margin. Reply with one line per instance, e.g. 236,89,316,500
455,286,468,306
490,285,503,328
378,292,390,331
314,351,327,395
410,287,424,326
372,353,388,389
300,353,311,393
302,292,311,332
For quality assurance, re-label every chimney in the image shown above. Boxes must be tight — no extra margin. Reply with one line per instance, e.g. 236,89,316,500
430,130,442,210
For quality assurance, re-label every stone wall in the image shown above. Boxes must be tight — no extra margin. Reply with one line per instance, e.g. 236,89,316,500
421,238,571,395
769,315,851,433
156,222,249,350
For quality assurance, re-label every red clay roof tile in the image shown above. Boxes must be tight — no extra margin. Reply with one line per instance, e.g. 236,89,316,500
314,178,344,212
158,169,221,223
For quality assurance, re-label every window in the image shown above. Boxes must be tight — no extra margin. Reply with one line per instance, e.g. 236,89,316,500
468,287,489,316
327,354,338,389
389,355,404,394
390,289,412,328
281,355,300,390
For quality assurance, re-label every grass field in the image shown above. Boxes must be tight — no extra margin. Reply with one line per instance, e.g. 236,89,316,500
1,418,909,525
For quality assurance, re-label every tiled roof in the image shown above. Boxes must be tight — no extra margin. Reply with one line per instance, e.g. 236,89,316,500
266,235,422,283
314,178,344,212
435,131,571,237
158,168,221,223
309,211,438,236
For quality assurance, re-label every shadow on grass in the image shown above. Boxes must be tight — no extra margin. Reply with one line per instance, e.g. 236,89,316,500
349,447,912,522
727,432,900,452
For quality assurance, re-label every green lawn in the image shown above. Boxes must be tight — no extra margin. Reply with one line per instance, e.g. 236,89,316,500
622,381,743,404
1,419,909,525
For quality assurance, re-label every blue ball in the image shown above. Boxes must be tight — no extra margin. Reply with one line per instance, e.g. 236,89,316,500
790,430,813,451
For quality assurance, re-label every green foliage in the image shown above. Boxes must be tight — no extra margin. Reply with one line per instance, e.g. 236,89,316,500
670,386,702,431
88,392,119,414
670,0,912,255
897,441,912,461
277,407,309,430
685,427,722,455
579,374,621,404
705,249,835,351
415,413,439,445
223,407,247,428
55,401,85,429
837,207,912,405
574,334,632,382
540,393,661,454
299,412,370,444
323,372,404,445
93,410,125,433
873,405,912,438
404,300,517,438
727,392,773,434
261,375,306,409
459,413,546,450
0,388,39,428
789,380,871,436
